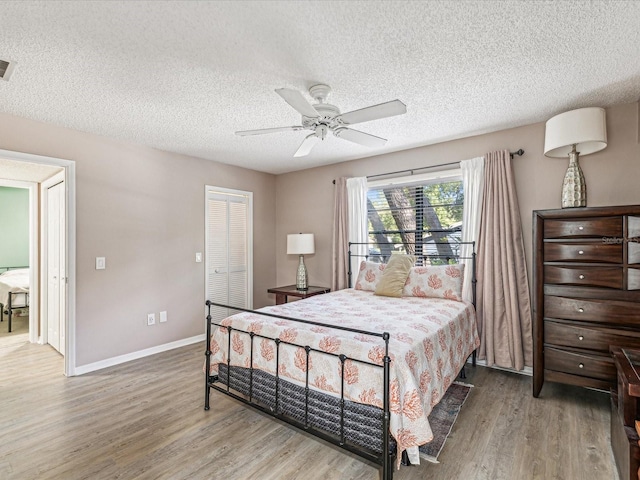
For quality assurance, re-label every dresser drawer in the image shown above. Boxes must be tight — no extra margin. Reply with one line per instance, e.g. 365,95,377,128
545,346,615,381
545,266,623,289
544,216,623,239
544,242,623,263
545,320,640,353
545,296,640,326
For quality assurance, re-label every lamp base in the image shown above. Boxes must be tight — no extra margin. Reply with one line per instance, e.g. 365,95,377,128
561,150,586,208
296,255,308,291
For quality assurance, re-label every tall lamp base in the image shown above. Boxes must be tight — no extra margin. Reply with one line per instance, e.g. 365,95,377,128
296,255,308,291
561,150,586,208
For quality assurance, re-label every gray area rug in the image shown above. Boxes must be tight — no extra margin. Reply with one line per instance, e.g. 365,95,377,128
419,382,472,463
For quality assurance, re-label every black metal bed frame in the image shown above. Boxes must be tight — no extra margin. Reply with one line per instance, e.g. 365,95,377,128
204,242,477,480
205,301,396,477
0,266,30,333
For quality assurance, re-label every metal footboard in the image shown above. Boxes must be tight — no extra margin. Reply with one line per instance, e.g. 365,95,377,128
204,300,396,479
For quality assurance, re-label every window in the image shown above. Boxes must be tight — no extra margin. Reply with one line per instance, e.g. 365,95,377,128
367,170,463,265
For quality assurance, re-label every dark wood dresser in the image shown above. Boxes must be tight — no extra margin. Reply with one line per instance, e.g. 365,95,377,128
533,205,640,397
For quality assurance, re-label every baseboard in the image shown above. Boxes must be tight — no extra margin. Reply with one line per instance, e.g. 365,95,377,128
467,357,533,377
72,334,205,376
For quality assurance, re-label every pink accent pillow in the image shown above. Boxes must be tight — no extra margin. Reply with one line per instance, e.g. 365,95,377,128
402,264,465,301
354,260,386,291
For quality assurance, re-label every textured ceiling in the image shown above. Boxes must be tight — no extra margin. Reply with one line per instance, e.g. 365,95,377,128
0,1,639,175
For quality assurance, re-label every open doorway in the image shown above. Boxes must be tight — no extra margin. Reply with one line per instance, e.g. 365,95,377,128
0,181,33,343
0,149,76,376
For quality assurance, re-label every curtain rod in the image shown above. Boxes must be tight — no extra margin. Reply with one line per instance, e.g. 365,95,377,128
332,149,524,184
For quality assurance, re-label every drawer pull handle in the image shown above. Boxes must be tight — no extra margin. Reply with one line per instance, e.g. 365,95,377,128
578,226,584,231
578,335,584,341
578,274,585,280
578,250,584,255
578,307,584,313
578,363,584,369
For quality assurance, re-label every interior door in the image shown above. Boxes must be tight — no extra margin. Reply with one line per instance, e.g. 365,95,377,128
206,188,252,323
46,179,66,355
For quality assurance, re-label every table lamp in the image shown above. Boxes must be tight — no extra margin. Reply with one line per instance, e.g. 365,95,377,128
287,233,315,291
544,107,607,208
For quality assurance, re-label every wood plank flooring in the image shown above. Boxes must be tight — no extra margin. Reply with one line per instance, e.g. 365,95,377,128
0,337,618,479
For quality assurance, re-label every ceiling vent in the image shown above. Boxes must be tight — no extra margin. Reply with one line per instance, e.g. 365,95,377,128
0,59,16,81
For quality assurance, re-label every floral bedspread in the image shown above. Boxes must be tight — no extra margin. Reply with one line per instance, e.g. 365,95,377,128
207,289,479,461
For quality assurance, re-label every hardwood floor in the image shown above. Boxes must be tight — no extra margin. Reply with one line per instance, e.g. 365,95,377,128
0,338,618,480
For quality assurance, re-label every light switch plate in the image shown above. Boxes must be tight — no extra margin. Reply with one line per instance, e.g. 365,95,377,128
195,252,202,263
160,311,167,323
96,257,106,270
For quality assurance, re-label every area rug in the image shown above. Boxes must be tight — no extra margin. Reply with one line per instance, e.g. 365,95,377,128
418,381,473,463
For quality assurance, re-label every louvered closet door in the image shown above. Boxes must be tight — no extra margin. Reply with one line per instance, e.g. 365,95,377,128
206,188,253,324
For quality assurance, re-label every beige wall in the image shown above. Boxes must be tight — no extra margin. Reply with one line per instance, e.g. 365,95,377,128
1,101,637,367
0,112,276,366
274,101,640,296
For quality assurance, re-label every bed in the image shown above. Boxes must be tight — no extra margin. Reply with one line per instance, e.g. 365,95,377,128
0,267,30,333
204,244,478,479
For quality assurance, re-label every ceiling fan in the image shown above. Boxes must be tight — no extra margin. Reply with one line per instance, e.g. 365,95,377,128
235,84,407,157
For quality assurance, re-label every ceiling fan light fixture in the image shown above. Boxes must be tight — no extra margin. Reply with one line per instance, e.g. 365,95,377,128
239,84,406,157
315,125,327,140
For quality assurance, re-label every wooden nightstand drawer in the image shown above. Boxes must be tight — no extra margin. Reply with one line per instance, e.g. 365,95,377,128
543,242,623,263
544,216,623,239
544,296,640,326
545,346,615,381
545,320,640,353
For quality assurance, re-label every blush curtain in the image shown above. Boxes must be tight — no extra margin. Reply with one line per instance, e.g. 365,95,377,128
332,177,368,291
476,150,533,370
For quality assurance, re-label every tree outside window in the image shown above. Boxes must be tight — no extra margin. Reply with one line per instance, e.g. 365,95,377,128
367,177,463,265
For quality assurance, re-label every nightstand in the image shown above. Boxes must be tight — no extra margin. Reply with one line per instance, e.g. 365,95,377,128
267,285,330,305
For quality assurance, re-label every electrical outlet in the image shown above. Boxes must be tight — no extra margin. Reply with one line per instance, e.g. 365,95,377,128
159,311,167,323
147,313,156,326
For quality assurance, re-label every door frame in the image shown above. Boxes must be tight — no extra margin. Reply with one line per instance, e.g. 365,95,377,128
0,149,76,376
204,185,254,312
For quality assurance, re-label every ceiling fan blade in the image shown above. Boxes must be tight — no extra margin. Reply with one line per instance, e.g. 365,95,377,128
333,127,387,147
275,88,320,119
293,133,320,157
338,99,407,125
235,126,304,136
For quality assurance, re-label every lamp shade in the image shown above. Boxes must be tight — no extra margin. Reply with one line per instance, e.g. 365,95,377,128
544,107,607,158
287,233,315,255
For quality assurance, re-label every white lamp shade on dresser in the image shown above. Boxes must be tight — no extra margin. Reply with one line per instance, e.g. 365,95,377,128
544,107,607,157
287,233,315,255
